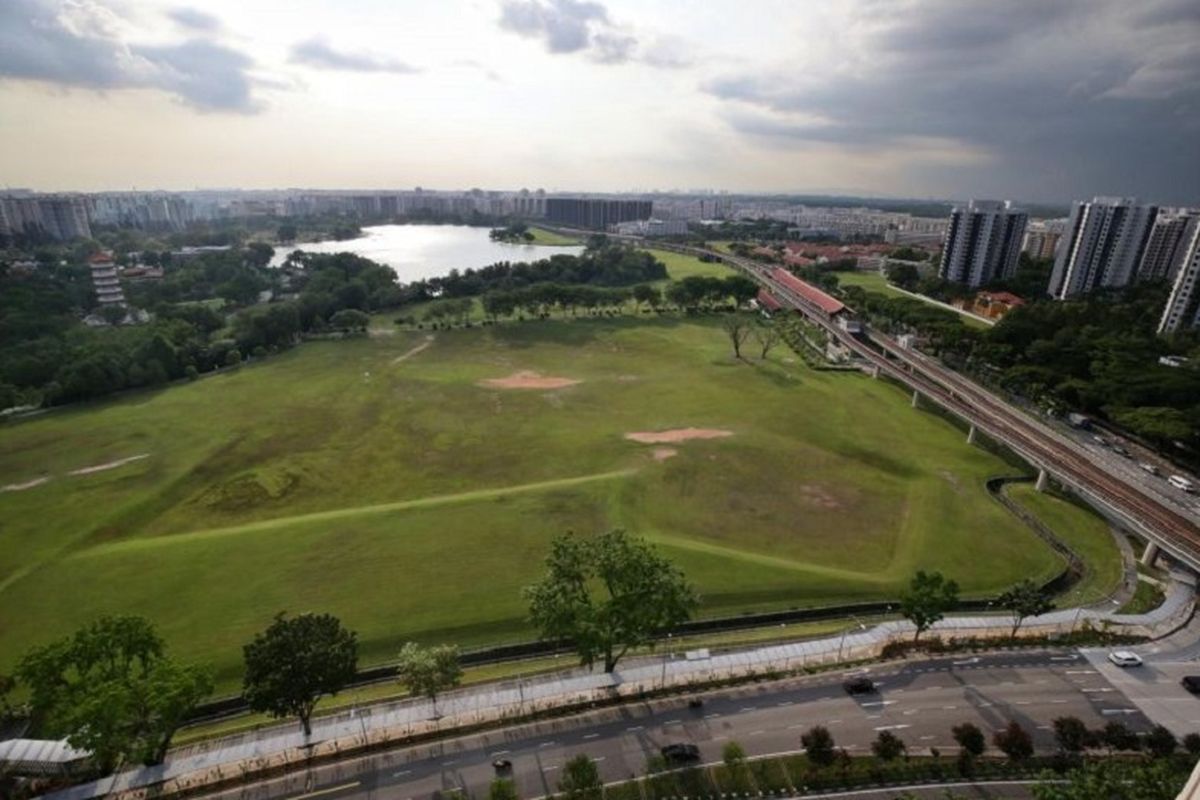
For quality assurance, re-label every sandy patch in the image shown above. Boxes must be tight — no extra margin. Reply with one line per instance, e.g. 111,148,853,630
69,454,150,476
1,476,50,493
617,374,640,382
393,335,434,364
480,371,581,390
651,447,678,461
624,428,734,444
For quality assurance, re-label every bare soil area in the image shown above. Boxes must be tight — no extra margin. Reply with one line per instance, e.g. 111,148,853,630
479,371,582,390
624,428,734,444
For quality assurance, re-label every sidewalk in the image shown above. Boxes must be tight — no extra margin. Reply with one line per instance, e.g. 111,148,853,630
42,573,1196,800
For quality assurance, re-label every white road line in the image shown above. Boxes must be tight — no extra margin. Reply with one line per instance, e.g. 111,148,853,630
594,757,607,762
539,742,556,748
787,724,807,730
942,705,957,710
582,733,600,740
1082,688,1115,693
542,766,559,772
874,724,911,732
705,713,721,719
663,719,682,726
740,706,757,712
292,783,362,800
860,700,896,707
903,710,918,716
829,719,843,724
976,702,994,708
392,771,411,778
919,735,935,740
1051,656,1079,661
626,726,644,732
1101,709,1138,715
749,730,766,736
777,701,794,707
490,751,510,757
1066,670,1097,674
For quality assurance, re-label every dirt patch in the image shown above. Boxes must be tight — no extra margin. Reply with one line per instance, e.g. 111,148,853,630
797,484,842,510
393,335,434,364
651,447,678,461
480,371,581,390
68,454,149,476
1,476,50,493
617,374,639,382
624,428,734,444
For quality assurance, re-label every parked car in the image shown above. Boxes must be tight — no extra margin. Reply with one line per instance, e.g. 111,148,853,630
1139,462,1160,475
1169,475,1196,494
1113,446,1132,458
1181,676,1200,694
660,743,701,765
1092,435,1109,447
843,676,876,695
492,759,513,774
1108,651,1143,667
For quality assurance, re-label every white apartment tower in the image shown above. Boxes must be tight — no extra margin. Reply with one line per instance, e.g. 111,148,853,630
1139,208,1198,283
937,200,1028,288
1048,197,1158,299
1157,219,1200,334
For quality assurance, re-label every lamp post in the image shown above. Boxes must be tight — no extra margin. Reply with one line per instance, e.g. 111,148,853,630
660,633,673,689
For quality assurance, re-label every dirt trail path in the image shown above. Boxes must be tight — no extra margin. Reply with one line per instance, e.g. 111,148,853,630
393,335,435,364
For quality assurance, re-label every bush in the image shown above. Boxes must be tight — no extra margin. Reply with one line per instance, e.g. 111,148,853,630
994,721,1033,762
802,725,837,767
184,365,199,381
952,722,986,757
872,730,906,762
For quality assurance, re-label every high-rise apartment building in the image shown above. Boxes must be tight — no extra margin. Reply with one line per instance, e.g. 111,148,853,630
1157,219,1200,334
1021,219,1065,260
1048,197,1158,299
88,253,127,308
545,198,652,230
1139,208,1198,283
937,200,1028,288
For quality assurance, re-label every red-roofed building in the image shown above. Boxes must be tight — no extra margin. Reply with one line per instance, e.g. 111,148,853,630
967,290,1025,320
756,289,783,312
770,268,846,316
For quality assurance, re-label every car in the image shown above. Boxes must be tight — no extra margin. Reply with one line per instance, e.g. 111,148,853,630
1113,446,1132,458
1108,651,1143,667
492,759,513,774
1092,435,1109,447
1140,462,1160,475
843,676,876,695
1182,676,1200,694
660,743,701,765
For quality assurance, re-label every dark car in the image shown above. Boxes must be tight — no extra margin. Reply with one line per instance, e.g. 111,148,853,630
660,743,701,765
843,676,875,695
492,758,513,774
1181,676,1200,694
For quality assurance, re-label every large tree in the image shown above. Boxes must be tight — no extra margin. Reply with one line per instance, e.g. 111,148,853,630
997,579,1055,638
525,530,698,673
16,616,211,771
899,570,959,642
396,642,463,718
242,612,358,737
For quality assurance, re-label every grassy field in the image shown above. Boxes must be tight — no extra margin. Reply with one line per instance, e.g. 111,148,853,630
1005,484,1124,605
833,272,992,330
0,315,1106,693
528,226,581,246
642,248,734,281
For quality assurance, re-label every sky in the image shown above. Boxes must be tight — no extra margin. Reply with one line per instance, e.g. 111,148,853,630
0,0,1197,204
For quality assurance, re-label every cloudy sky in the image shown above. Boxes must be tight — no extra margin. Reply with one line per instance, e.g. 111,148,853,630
1,0,1197,204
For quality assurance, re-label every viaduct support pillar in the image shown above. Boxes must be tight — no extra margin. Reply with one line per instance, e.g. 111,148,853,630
1141,541,1160,568
966,424,977,445
871,365,880,379
1035,468,1049,492
911,390,919,408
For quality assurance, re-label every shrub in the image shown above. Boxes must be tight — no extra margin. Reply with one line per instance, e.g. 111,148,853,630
802,725,836,768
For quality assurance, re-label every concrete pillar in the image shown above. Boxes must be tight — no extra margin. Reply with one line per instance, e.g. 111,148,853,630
1141,541,1160,567
871,365,880,379
966,424,977,445
1035,468,1049,492
911,390,919,408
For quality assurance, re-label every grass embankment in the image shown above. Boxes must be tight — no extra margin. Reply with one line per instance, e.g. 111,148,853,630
1005,484,1124,605
1,316,1085,694
832,272,992,330
1120,580,1166,615
528,226,581,246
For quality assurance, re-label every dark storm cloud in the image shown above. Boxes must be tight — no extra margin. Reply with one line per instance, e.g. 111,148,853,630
703,0,1200,203
168,7,222,33
289,38,419,74
0,0,262,112
497,0,688,68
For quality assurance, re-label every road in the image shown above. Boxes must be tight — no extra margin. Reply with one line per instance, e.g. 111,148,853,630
194,651,1157,800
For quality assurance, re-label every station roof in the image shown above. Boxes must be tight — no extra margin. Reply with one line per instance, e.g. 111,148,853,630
0,738,89,765
756,289,783,311
771,268,846,315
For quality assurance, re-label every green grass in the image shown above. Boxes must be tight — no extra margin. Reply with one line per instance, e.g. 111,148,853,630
644,248,735,281
0,316,1085,694
833,272,992,330
1005,484,1125,605
528,226,581,246
1119,579,1166,615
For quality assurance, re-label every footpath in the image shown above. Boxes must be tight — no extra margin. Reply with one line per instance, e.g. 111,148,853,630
43,571,1196,800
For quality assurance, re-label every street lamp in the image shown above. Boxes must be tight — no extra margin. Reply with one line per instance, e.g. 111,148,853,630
660,633,673,688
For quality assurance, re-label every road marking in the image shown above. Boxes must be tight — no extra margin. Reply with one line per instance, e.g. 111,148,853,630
874,724,911,732
777,701,794,707
539,742,556,748
942,705,957,710
626,726,644,732
829,719,843,724
749,730,766,736
1015,701,1032,706
392,771,411,778
976,702,994,708
860,700,896,707
740,706,757,712
787,724,807,730
663,719,682,726
542,766,559,772
1082,688,1115,693
490,751,510,757
1038,726,1051,731
582,733,600,740
953,657,980,666
705,713,721,720
1051,700,1069,704
1066,670,1097,674
1102,709,1138,715
920,735,935,740
1051,656,1079,661
291,784,362,800
594,757,607,762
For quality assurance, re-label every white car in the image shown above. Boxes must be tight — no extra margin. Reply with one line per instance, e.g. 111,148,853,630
1108,651,1143,667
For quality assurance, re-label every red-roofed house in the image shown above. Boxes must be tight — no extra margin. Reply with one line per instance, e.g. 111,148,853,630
970,291,1026,320
770,268,846,316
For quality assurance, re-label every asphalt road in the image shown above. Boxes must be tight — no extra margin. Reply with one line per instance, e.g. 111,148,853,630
194,650,1157,800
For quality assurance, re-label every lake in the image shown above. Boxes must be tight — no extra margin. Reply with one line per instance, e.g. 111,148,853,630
270,224,583,281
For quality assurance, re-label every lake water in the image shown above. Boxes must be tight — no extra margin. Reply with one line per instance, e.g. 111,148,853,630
270,224,583,282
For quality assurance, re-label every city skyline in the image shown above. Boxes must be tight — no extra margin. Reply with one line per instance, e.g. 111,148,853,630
1,0,1198,204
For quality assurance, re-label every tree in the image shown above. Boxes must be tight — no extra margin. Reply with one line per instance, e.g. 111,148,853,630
489,779,519,800
888,263,921,290
1144,725,1177,758
329,308,370,332
1052,716,1088,754
872,730,906,761
997,580,1054,638
1101,721,1139,753
723,275,760,306
899,570,959,642
952,722,986,757
1032,759,1187,800
525,530,698,673
396,642,462,718
802,725,836,767
1183,732,1200,756
722,315,753,359
244,241,275,269
242,612,358,737
753,321,781,359
277,224,298,243
993,721,1033,762
559,754,603,800
16,616,211,771
632,283,661,310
